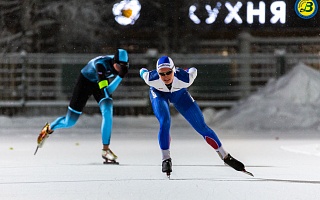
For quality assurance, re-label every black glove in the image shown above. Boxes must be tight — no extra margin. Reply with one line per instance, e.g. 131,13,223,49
118,64,128,78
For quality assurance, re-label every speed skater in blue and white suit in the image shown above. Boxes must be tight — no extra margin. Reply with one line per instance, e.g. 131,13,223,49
140,56,251,176
36,49,129,163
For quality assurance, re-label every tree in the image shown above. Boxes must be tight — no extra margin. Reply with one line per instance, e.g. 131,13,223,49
0,0,116,53
0,0,195,54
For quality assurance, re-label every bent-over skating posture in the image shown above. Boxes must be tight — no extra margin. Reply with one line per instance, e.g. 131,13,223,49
140,56,253,177
35,49,129,164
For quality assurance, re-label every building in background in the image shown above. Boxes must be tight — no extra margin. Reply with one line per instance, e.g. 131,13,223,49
0,0,319,54
0,0,319,115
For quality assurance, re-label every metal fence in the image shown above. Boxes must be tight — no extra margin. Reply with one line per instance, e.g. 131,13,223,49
1,51,319,116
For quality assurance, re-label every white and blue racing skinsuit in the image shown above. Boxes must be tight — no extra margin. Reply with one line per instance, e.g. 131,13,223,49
140,67,223,153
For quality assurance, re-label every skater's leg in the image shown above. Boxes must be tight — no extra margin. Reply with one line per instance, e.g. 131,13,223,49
50,73,93,131
177,99,250,173
150,89,173,175
99,98,113,147
173,91,227,158
37,73,92,150
99,98,118,163
50,107,81,130
150,90,171,160
161,150,171,161
90,76,118,163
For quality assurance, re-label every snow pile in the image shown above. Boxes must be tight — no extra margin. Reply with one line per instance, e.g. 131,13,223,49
210,63,320,130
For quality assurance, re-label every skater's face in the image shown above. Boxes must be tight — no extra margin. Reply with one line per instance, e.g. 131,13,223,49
158,68,174,85
114,63,127,73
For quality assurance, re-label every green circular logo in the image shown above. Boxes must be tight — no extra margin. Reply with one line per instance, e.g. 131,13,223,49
295,0,318,19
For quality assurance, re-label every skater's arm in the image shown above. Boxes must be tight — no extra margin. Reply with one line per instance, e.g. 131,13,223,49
140,68,166,89
140,68,148,79
105,76,122,94
186,67,197,80
105,63,128,94
174,67,197,88
96,62,127,95
139,68,152,84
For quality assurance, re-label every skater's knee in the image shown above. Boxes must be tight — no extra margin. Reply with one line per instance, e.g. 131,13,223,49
159,117,170,128
99,99,112,116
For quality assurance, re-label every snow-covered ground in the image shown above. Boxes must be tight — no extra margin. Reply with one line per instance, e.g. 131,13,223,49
1,63,320,200
210,63,320,130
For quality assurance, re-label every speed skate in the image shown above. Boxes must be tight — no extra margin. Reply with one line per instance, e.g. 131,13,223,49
102,149,119,165
162,158,172,178
224,154,254,177
34,122,54,155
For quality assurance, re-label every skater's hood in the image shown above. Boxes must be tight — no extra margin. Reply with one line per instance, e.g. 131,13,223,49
114,49,129,68
156,56,175,72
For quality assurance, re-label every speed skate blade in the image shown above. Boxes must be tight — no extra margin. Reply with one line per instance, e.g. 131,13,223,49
34,146,39,155
103,160,119,165
242,170,254,177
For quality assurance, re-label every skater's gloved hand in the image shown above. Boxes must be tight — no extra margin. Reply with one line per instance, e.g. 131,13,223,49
139,68,148,78
117,64,128,78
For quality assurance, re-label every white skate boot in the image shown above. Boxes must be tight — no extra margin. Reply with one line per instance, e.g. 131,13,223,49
34,122,54,155
102,149,119,165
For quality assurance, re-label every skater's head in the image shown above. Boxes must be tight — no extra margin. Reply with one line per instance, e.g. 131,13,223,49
114,49,129,68
113,49,129,77
156,56,175,85
156,56,175,72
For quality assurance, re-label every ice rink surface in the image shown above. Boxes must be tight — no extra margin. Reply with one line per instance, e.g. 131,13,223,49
2,63,320,199
1,115,320,200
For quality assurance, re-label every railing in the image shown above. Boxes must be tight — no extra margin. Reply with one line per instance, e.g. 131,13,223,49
0,52,319,115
